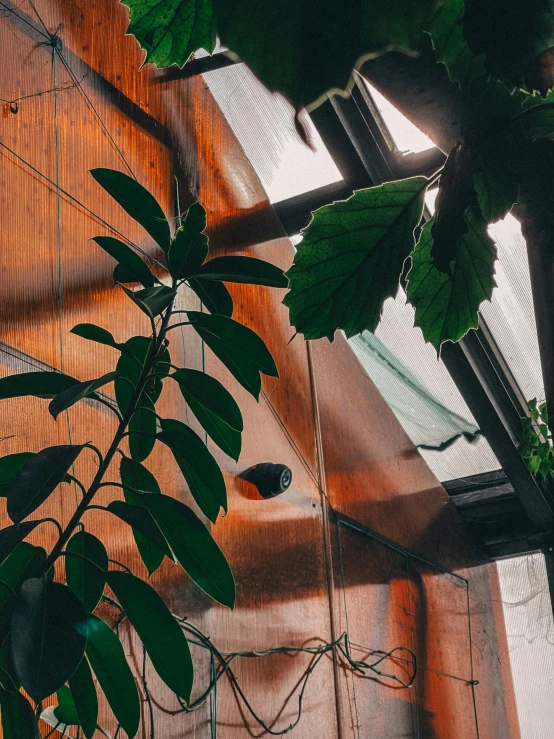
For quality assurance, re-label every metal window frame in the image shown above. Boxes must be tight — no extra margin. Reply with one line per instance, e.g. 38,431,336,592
283,76,554,553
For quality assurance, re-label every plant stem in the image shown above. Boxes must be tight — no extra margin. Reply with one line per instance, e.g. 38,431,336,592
42,287,176,573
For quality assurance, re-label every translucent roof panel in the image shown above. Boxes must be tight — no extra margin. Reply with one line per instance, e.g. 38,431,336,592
203,63,342,203
481,216,544,403
496,554,554,738
368,290,500,482
364,82,435,154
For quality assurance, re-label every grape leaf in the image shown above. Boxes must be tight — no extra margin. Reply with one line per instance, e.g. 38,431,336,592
122,0,217,68
284,177,429,340
406,211,497,351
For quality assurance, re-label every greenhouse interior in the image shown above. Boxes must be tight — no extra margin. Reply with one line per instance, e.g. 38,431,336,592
0,0,553,737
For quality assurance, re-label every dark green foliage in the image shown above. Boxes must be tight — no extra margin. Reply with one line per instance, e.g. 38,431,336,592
49,372,117,420
0,453,35,497
68,657,98,739
85,615,140,738
107,500,173,563
188,311,278,398
168,202,208,280
122,0,217,68
188,276,234,316
0,171,282,734
107,571,194,700
462,0,554,92
7,445,84,525
520,399,554,482
0,689,39,739
172,368,243,460
431,142,475,273
119,457,167,575
0,371,81,400
143,493,236,607
122,284,177,318
0,543,46,643
407,213,496,351
0,524,44,566
129,395,157,462
90,168,171,251
114,335,169,415
66,532,108,612
158,418,227,520
70,323,132,355
93,236,156,287
196,255,288,287
124,0,443,110
10,579,87,702
284,178,429,340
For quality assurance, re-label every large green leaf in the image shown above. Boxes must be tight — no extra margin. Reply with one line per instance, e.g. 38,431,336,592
129,394,157,462
70,323,132,356
168,203,208,281
121,284,177,319
120,457,166,575
158,418,227,521
115,336,170,415
0,371,80,400
7,444,84,525
215,0,441,110
514,101,554,141
10,579,87,702
0,638,18,691
431,142,475,273
0,454,35,497
188,311,277,399
85,614,140,738
284,177,429,340
427,0,486,84
107,571,193,701
0,524,43,568
196,256,288,287
51,685,80,730
68,657,98,739
124,0,443,109
49,372,117,420
472,142,522,222
406,212,496,351
90,169,171,252
0,543,46,646
66,532,108,613
463,0,554,93
123,0,217,68
107,501,173,561
143,493,235,607
93,236,156,288
0,689,39,739
188,277,233,316
172,368,242,460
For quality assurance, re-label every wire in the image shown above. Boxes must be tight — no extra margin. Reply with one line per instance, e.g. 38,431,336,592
102,592,417,738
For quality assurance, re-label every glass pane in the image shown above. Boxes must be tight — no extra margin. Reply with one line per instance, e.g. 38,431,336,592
203,63,342,203
497,554,554,739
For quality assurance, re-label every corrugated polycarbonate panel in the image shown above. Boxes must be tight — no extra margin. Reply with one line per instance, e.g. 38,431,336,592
497,554,554,739
372,291,500,481
203,63,342,203
481,215,544,404
365,82,435,154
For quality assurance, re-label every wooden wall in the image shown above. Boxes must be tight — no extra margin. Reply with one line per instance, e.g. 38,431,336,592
0,1,520,737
